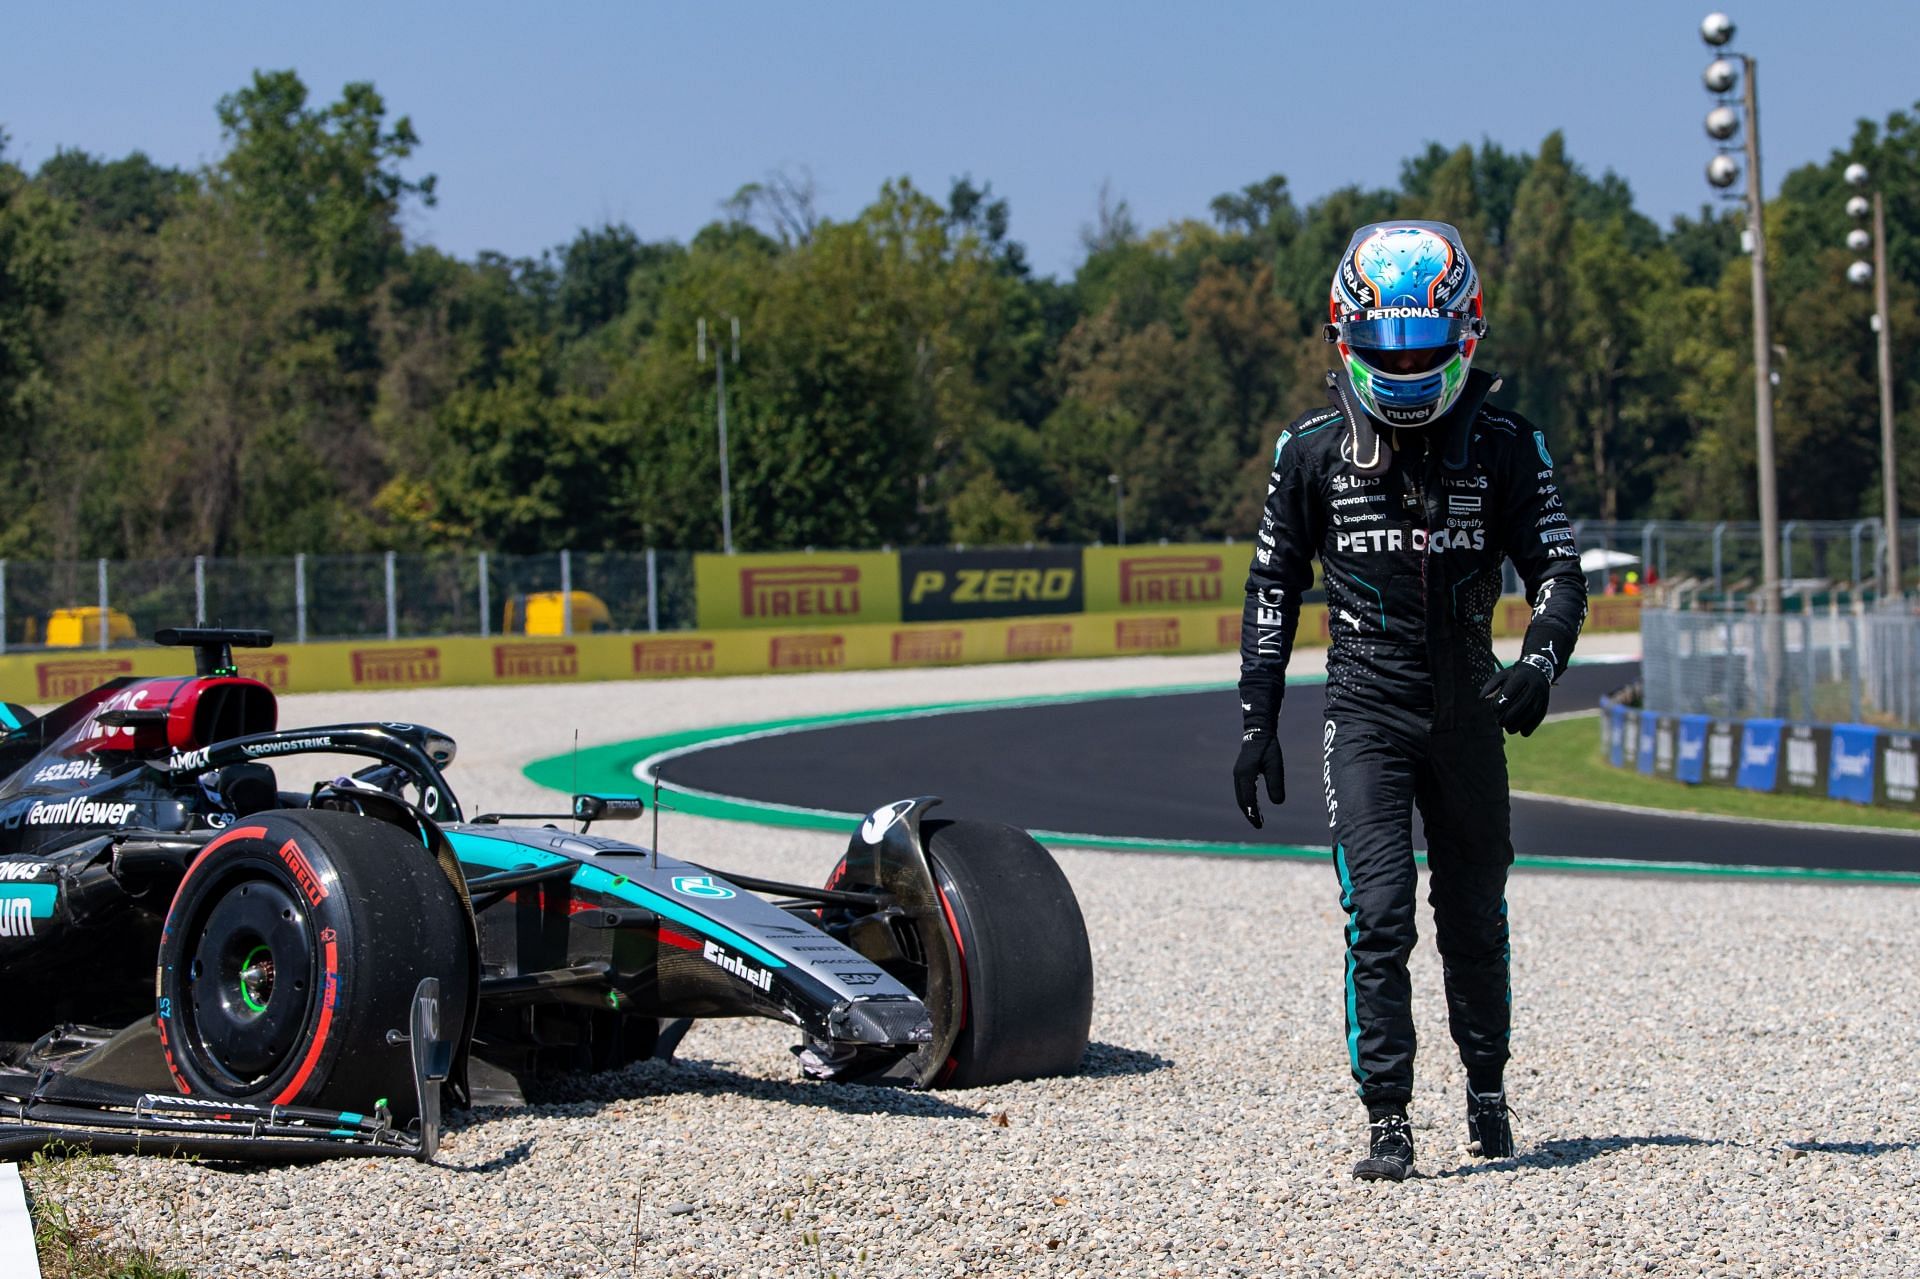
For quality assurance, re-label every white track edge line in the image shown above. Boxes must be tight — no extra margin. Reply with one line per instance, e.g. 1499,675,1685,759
0,1162,40,1279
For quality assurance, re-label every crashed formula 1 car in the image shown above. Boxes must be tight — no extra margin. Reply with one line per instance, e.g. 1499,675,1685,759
0,629,1093,1160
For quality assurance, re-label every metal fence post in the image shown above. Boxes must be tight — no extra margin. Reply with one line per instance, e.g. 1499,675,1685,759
1641,522,1654,585
295,554,308,645
1782,520,1798,584
0,560,8,655
194,555,207,626
477,552,490,637
97,558,109,651
1849,609,1863,723
384,551,398,641
560,550,573,637
1712,522,1726,596
646,548,659,633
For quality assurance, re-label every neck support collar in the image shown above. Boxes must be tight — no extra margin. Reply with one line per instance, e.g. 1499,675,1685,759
1325,366,1504,475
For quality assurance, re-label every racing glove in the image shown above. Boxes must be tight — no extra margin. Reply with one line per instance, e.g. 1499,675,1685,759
1233,731,1285,828
1479,627,1570,737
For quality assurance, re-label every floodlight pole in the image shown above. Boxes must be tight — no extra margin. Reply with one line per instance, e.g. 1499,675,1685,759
1739,53,1781,616
1874,192,1899,597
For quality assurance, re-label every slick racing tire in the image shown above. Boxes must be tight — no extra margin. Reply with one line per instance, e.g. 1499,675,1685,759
156,810,470,1122
828,819,1093,1088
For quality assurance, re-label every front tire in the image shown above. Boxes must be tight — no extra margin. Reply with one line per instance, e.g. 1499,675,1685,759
826,819,1093,1088
156,810,470,1122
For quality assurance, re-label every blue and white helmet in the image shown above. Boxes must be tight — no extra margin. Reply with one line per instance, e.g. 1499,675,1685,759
1327,221,1487,428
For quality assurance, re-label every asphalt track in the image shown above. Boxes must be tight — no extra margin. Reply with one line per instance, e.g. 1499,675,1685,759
656,660,1920,877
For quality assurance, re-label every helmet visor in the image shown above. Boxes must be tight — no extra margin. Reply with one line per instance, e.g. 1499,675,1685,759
1337,308,1480,352
1354,345,1457,376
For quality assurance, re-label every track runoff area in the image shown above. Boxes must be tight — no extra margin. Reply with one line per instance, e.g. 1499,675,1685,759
533,659,1920,883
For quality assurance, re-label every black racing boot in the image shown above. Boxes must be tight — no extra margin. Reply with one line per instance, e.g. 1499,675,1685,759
1353,1107,1416,1181
1466,1086,1514,1158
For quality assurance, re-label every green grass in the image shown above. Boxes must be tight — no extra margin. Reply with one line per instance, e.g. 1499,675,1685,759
23,1146,193,1279
1506,714,1920,832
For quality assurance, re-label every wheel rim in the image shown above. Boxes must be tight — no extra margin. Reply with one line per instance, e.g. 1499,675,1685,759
177,874,316,1088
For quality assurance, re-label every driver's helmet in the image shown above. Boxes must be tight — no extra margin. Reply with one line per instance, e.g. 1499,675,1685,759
1327,221,1486,428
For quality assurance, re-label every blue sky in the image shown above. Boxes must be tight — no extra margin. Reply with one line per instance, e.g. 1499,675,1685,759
3,2,1914,278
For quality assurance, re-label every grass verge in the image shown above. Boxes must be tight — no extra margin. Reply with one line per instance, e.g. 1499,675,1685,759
1506,714,1920,832
23,1146,192,1279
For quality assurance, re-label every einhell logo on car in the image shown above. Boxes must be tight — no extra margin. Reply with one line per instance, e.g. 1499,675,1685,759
769,635,845,670
632,637,716,676
741,565,861,619
35,658,134,701
235,652,290,690
1120,555,1223,606
890,629,964,665
1116,618,1181,652
494,642,579,681
351,646,442,687
277,838,329,906
1005,622,1072,658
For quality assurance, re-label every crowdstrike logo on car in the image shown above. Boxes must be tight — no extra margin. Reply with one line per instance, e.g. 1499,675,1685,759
702,941,773,992
27,797,136,827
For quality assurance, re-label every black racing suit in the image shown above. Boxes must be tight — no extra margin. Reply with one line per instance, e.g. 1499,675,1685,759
1238,367,1588,1106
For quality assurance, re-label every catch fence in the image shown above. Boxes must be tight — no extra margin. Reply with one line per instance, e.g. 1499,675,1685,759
5,518,1915,655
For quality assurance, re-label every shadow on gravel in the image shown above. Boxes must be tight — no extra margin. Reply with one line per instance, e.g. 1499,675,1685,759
443,1137,537,1174
1431,1133,1723,1177
1077,1042,1175,1079
526,1057,986,1121
1786,1140,1920,1156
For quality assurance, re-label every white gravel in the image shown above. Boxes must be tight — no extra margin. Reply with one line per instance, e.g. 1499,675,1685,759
30,633,1920,1278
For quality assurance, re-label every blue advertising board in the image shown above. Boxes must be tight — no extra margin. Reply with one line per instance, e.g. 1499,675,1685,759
1736,718,1784,792
1636,710,1658,774
1608,703,1628,768
1675,715,1711,785
1827,724,1879,805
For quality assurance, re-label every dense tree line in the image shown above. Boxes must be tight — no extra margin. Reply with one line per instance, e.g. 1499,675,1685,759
1,71,1916,559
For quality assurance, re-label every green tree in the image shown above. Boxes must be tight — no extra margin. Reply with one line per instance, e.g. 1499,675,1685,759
215,70,434,297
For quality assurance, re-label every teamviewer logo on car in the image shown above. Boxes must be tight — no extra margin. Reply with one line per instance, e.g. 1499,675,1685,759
1119,556,1223,606
741,565,861,619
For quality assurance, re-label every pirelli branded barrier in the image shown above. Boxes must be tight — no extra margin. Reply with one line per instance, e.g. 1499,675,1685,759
695,545,1243,630
0,606,1261,703
1598,694,1896,809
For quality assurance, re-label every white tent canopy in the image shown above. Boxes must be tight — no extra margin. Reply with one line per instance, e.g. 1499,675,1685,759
1580,548,1640,573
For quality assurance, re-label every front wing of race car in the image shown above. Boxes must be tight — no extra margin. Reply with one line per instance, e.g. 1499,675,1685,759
0,978,451,1162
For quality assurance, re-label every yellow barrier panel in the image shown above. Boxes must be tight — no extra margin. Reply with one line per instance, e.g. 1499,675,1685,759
1083,544,1238,613
0,597,1637,703
694,550,902,630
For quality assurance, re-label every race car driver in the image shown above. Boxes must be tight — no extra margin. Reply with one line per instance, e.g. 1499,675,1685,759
1232,221,1587,1181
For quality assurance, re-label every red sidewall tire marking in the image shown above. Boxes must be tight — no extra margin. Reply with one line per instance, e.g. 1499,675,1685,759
273,933,340,1105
